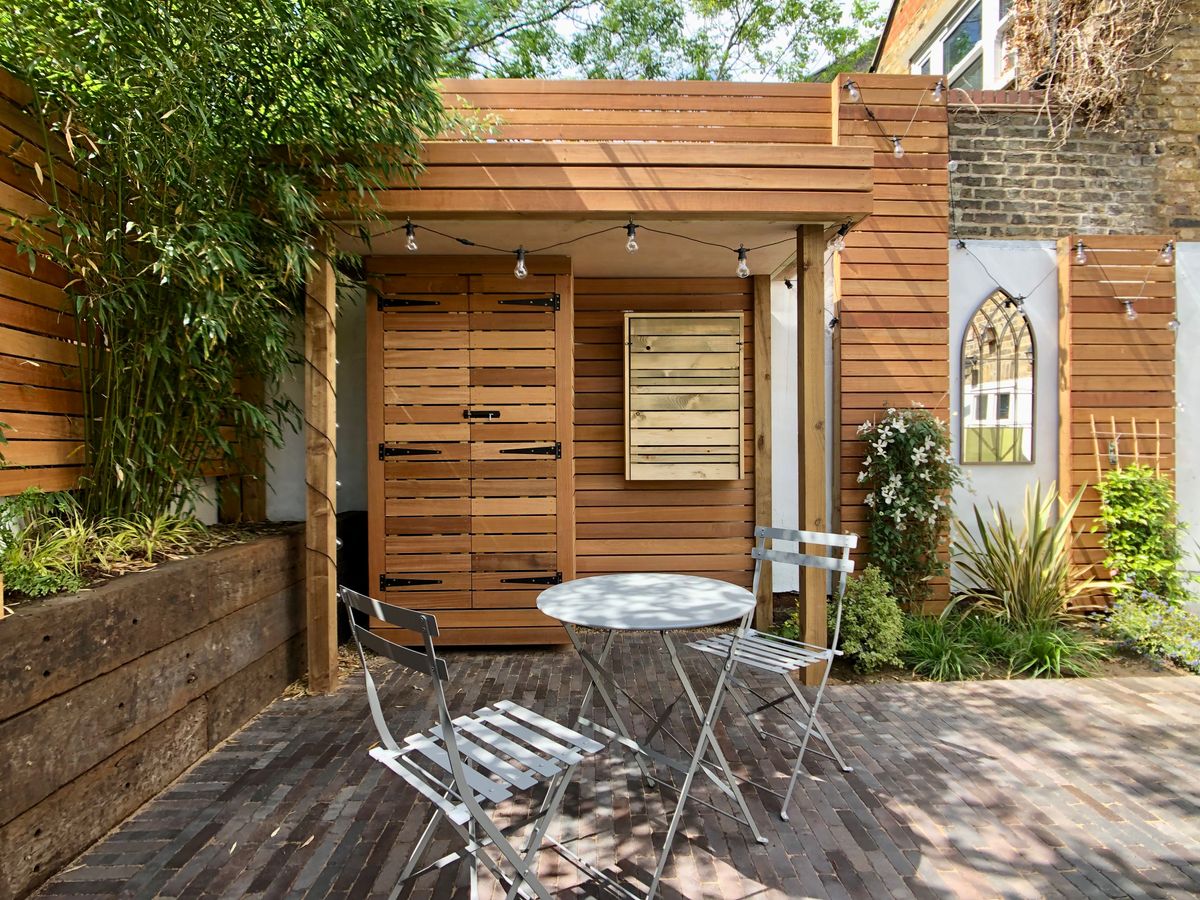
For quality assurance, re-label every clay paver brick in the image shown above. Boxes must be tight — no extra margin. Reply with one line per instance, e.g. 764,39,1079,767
32,635,1200,899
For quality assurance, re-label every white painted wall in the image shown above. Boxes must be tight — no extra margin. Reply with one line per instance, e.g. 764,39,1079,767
948,240,1060,526
265,283,370,521
1175,243,1199,571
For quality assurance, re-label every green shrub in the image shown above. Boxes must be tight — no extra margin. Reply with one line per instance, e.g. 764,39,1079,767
1095,465,1187,605
1106,593,1200,673
0,489,205,600
949,482,1101,626
1005,624,1107,678
857,408,964,607
834,566,903,673
901,615,985,681
957,614,1012,662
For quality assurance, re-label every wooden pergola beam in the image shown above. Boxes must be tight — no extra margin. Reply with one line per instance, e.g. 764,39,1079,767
305,237,338,695
797,224,827,685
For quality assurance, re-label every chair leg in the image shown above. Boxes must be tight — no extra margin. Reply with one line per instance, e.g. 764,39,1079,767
779,664,835,821
503,760,580,900
783,674,853,774
399,806,445,884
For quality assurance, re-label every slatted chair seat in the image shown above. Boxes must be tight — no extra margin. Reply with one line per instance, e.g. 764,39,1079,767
370,700,605,829
686,525,858,821
339,587,612,900
689,631,834,675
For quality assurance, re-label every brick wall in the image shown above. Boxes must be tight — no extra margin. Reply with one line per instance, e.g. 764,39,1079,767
946,0,1200,240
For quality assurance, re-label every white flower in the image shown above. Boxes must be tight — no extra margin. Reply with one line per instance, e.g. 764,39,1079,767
857,470,868,483
864,493,876,507
857,420,874,435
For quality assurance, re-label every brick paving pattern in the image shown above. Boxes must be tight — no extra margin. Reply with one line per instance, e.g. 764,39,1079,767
37,635,1200,899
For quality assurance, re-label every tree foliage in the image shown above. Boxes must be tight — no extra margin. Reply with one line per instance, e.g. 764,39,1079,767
0,0,453,518
446,0,883,81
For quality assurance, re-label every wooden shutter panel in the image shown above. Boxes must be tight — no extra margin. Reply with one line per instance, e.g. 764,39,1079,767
624,312,744,481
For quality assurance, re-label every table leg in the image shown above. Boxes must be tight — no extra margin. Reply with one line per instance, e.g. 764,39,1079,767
563,624,653,781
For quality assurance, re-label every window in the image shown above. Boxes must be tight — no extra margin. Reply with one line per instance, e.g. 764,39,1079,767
625,312,744,480
961,290,1035,464
943,3,982,73
909,0,1015,90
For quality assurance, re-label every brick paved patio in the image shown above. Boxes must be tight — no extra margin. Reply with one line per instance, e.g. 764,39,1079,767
36,635,1200,899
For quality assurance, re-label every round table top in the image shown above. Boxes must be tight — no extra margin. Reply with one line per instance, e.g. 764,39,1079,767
537,573,755,631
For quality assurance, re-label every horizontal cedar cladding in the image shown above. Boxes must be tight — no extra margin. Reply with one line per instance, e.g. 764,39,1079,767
1058,235,1177,580
324,80,875,221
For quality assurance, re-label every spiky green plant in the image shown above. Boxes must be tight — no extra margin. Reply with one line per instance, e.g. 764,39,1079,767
949,482,1102,627
1006,624,1107,678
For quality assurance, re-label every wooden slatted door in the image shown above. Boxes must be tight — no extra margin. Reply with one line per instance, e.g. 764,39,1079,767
368,259,573,645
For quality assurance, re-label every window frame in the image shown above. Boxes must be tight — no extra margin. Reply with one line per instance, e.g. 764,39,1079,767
909,0,1014,90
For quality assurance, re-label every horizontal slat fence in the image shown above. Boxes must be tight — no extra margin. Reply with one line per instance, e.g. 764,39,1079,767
1057,234,1177,577
575,277,754,586
0,70,84,495
831,73,951,602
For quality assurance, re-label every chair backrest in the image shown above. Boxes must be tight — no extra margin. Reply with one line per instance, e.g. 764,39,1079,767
339,586,450,753
750,525,858,648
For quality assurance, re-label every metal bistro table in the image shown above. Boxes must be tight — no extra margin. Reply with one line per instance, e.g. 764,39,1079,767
537,573,766,900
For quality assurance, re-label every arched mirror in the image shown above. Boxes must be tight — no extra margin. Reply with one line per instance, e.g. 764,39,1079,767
961,289,1035,463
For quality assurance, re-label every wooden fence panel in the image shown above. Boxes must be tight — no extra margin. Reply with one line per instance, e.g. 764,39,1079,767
1057,234,1177,577
0,71,83,495
831,74,951,601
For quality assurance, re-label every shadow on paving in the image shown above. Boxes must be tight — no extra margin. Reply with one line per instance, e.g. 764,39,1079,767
34,634,1200,899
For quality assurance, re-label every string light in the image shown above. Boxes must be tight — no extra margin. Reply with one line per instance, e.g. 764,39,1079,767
404,219,418,252
735,245,750,279
1074,239,1087,265
947,159,959,172
514,246,528,279
1160,240,1175,264
932,79,945,102
826,316,839,335
830,222,850,253
1168,316,1181,333
891,136,905,159
784,279,794,289
625,221,639,253
845,80,860,102
1123,300,1138,321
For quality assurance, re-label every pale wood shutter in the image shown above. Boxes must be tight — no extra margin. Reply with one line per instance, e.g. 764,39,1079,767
624,312,744,481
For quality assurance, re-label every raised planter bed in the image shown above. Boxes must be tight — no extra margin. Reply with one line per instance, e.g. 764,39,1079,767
0,528,305,900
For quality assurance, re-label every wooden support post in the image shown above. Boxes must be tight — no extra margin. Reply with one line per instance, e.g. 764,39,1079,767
798,225,827,685
752,275,773,630
305,237,338,695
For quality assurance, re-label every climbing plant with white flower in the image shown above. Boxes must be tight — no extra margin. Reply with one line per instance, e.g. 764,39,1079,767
857,407,963,607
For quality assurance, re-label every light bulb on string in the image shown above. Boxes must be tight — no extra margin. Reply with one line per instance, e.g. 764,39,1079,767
625,222,639,253
735,245,750,279
1015,297,1027,316
845,80,860,102
1160,240,1175,264
1168,316,1181,333
947,159,960,172
1074,239,1087,265
892,136,905,158
831,222,850,253
404,220,418,252
825,316,839,336
514,247,528,280
932,79,945,102
1123,300,1138,322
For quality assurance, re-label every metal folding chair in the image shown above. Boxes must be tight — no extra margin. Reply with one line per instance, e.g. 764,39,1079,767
686,525,858,820
340,586,609,900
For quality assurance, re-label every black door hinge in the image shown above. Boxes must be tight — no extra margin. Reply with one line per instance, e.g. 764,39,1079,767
463,409,501,420
379,444,442,460
499,442,561,459
377,297,441,311
501,572,563,586
380,575,443,590
499,294,560,311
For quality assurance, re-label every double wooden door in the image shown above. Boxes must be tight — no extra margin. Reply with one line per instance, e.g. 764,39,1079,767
366,260,573,645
